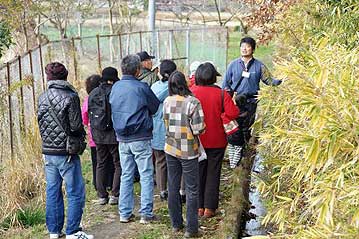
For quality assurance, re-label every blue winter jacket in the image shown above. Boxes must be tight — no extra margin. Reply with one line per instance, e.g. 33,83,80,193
150,80,168,150
222,58,281,96
109,75,160,142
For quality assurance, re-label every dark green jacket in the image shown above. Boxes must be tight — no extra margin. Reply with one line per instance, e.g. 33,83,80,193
138,68,159,87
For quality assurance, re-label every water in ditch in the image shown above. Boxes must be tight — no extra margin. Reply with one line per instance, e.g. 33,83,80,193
243,154,267,236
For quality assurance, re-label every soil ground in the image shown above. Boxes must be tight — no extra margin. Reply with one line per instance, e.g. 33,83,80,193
80,159,234,239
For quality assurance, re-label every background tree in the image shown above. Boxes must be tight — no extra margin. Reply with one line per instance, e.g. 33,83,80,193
0,22,12,59
32,0,94,41
0,0,41,59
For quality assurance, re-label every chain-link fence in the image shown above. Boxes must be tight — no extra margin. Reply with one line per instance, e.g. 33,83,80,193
0,26,228,160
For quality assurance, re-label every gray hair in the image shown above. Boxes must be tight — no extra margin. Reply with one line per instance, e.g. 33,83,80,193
121,54,141,76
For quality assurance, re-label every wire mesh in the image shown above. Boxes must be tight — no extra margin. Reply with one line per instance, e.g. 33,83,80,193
9,61,22,149
0,67,10,162
20,54,36,129
31,47,46,96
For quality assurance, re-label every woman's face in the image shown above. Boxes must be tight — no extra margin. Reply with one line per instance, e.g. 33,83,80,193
240,43,254,57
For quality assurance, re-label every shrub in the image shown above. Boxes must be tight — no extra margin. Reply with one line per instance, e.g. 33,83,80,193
16,207,46,228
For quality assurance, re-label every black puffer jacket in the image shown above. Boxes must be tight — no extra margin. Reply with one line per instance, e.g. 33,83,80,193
37,80,86,155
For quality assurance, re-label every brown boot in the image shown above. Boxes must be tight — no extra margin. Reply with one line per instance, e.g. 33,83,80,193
198,208,204,217
203,208,215,218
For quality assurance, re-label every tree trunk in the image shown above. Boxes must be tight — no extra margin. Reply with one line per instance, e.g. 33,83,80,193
22,11,29,52
59,26,70,67
36,15,42,45
214,0,223,26
78,22,84,56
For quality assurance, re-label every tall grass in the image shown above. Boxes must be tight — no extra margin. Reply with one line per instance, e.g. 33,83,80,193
0,119,45,234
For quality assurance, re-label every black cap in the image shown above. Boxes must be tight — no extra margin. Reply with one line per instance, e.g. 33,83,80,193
101,67,120,82
200,62,221,77
137,51,155,61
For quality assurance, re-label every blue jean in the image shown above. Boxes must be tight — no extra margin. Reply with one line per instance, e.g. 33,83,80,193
166,154,199,233
44,155,85,235
118,140,154,219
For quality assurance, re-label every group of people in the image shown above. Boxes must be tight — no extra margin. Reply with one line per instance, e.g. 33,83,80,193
37,36,281,239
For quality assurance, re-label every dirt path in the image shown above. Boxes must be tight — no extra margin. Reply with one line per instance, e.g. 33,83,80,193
81,163,234,239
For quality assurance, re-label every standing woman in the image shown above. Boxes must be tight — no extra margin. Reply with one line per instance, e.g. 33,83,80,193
151,60,177,201
191,63,239,218
82,74,101,190
164,71,206,238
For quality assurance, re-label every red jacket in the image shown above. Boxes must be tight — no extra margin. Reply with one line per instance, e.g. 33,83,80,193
191,85,239,148
188,74,196,88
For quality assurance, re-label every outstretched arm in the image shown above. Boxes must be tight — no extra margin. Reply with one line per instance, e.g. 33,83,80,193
261,64,282,86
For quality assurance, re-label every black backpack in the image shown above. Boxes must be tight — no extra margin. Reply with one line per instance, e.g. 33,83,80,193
88,84,113,131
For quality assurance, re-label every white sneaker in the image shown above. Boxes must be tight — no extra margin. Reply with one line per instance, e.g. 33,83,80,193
50,232,64,238
66,231,94,239
140,214,158,224
108,196,119,205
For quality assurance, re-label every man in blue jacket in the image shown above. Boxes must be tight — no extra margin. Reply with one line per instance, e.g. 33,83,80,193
110,54,160,224
222,36,282,130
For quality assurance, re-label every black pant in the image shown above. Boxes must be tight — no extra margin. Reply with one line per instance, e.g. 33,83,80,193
90,147,98,190
90,147,115,191
246,100,257,129
96,144,121,198
199,148,225,210
166,154,199,233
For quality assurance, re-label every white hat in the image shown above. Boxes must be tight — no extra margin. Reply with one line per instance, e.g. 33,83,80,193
190,61,201,73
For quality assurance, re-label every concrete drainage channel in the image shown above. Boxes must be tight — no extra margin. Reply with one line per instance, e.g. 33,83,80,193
221,139,267,239
243,154,266,237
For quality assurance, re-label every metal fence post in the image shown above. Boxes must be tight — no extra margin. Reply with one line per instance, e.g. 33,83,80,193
96,35,102,73
186,29,190,73
225,27,229,69
39,44,46,91
71,38,78,82
18,56,25,131
118,34,123,60
156,31,160,60
6,63,14,158
169,30,173,59
139,31,143,52
28,50,36,113
126,33,130,55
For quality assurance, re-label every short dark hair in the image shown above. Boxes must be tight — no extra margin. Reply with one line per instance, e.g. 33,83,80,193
240,37,256,50
168,71,192,97
195,62,217,86
85,74,101,94
235,94,247,107
121,54,141,76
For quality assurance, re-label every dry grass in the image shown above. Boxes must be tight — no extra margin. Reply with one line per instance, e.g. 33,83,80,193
0,119,45,234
